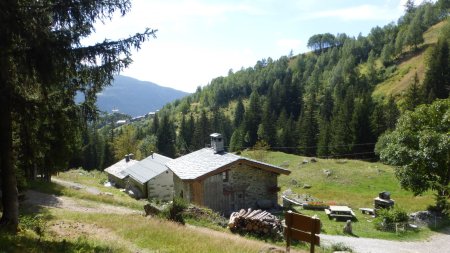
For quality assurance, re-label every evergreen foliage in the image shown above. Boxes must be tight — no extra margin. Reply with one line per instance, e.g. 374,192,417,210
0,0,155,232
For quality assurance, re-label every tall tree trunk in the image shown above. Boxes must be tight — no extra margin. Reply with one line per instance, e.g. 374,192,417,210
0,89,19,233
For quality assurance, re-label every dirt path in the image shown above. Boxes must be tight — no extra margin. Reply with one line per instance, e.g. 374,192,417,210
320,229,450,253
52,177,102,195
27,178,450,253
23,190,141,215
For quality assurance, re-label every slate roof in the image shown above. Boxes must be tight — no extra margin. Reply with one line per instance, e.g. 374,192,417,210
166,148,290,180
104,158,138,179
124,153,173,184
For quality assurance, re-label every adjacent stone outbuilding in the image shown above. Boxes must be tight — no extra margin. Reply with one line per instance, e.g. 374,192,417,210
166,133,290,215
104,154,138,188
124,153,174,201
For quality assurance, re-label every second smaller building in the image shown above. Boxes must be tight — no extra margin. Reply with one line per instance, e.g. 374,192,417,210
124,153,174,201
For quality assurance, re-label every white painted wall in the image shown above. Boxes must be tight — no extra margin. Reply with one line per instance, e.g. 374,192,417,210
147,169,174,202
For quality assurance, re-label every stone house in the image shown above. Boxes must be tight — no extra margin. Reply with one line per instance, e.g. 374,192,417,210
104,154,138,188
123,153,174,201
166,133,290,215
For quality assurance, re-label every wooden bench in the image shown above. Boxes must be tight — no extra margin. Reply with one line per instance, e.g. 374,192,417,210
359,208,375,215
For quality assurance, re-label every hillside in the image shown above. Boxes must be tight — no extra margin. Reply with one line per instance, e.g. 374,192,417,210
78,3,449,175
96,75,188,116
373,21,447,98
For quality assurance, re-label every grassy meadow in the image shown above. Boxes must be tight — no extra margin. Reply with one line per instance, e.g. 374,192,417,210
242,150,445,240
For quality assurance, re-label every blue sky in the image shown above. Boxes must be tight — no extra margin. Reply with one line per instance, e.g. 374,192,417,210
84,0,428,93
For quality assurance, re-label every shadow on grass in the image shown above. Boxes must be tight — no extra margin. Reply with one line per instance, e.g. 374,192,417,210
428,216,450,235
27,180,65,196
0,232,116,253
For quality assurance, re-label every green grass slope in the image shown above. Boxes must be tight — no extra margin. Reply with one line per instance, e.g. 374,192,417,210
241,151,446,240
373,21,446,99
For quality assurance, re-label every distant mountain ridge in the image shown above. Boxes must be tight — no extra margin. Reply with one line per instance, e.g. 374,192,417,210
96,75,188,116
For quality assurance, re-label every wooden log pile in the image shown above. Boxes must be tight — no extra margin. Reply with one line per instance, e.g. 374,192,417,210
228,208,282,237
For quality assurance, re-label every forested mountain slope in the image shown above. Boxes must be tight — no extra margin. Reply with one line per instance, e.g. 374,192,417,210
80,1,449,171
149,2,449,159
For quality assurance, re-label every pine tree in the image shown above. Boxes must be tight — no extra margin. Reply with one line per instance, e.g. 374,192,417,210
243,91,262,146
404,72,423,111
152,113,160,135
385,96,400,131
422,38,450,102
298,93,319,156
192,110,210,150
330,88,355,157
0,0,154,229
317,89,334,157
406,12,425,51
178,114,190,154
233,98,245,128
229,128,245,152
156,114,176,157
259,96,277,146
351,94,375,157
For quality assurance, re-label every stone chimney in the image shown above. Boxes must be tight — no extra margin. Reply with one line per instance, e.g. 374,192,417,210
210,133,224,153
125,154,130,162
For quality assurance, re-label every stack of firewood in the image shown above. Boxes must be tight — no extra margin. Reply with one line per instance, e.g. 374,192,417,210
228,208,282,236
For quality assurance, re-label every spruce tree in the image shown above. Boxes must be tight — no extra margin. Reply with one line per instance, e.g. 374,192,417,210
243,91,262,146
330,88,355,157
317,89,334,157
422,38,450,102
404,72,423,111
0,0,155,232
233,98,245,128
156,114,176,157
298,93,319,156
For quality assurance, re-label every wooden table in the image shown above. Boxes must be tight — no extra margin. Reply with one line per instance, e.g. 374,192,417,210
325,205,356,220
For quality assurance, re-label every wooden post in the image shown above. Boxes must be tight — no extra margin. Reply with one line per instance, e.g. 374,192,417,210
285,211,320,253
285,211,292,253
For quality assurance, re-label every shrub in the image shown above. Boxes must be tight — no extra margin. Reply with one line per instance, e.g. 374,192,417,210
329,242,354,252
374,208,408,231
160,197,188,224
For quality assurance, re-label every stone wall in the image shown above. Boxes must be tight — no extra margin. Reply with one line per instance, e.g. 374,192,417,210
173,163,280,215
227,163,278,210
202,163,278,215
173,173,192,202
108,174,126,188
147,169,174,202
125,177,146,199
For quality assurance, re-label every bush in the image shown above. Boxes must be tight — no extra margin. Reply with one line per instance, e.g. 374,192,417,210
374,208,409,231
160,197,187,224
329,242,354,252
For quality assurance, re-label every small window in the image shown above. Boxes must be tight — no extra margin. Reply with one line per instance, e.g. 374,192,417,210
222,171,229,182
180,190,184,198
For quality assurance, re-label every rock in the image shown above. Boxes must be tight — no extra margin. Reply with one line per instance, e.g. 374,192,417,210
71,185,82,190
343,220,352,234
302,159,309,164
303,184,312,189
282,188,293,196
279,161,290,167
258,246,284,253
290,179,298,185
144,203,162,216
310,158,317,163
323,169,332,177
